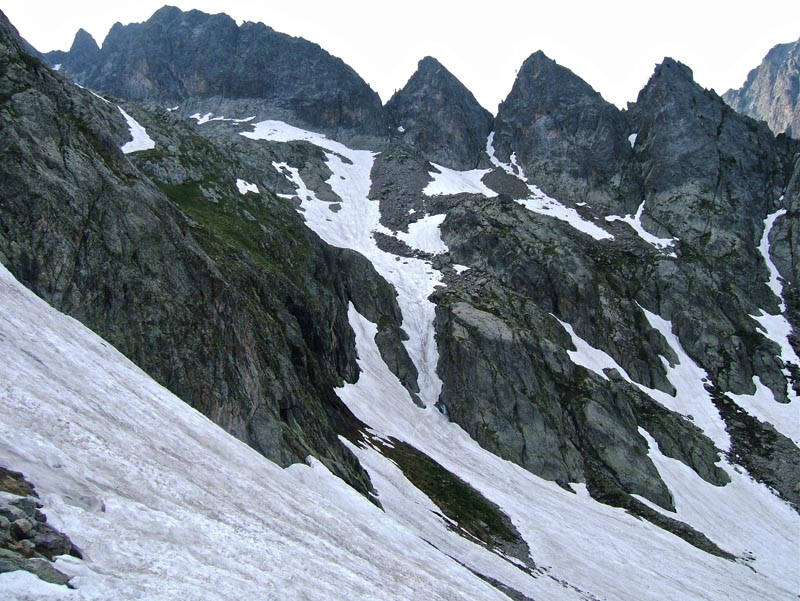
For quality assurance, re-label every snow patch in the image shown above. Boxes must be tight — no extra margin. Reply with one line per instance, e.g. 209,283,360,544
452,264,470,274
728,377,799,444
191,112,255,125
628,133,638,147
516,189,614,241
423,163,497,198
605,200,678,253
758,209,787,310
118,107,155,154
53,64,62,71
397,125,406,133
235,179,259,195
396,214,448,255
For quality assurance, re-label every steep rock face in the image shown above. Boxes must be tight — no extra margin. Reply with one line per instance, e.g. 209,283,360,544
44,6,386,136
493,51,636,213
386,57,493,169
0,11,401,497
425,57,799,515
46,29,100,73
629,58,798,398
723,38,800,137
430,194,717,513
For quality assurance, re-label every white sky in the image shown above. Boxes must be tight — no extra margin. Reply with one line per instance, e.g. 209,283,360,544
3,1,800,112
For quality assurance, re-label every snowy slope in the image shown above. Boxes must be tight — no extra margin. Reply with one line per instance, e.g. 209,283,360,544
0,263,509,600
239,120,799,601
1,116,795,600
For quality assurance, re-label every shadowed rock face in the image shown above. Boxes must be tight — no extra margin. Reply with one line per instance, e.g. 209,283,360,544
386,56,493,170
493,50,637,214
44,6,386,136
724,38,800,138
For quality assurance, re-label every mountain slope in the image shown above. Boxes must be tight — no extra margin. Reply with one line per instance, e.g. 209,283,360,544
2,6,799,600
0,8,391,497
723,38,800,137
44,6,386,137
0,261,515,600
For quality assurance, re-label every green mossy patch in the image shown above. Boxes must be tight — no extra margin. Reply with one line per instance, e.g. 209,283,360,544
374,436,519,547
155,179,313,286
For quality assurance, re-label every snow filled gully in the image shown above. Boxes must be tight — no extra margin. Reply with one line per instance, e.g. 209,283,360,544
241,120,798,601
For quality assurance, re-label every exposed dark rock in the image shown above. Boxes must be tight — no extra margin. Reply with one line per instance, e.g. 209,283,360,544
493,50,636,214
723,38,800,137
629,58,798,400
0,469,79,587
386,56,493,170
44,6,386,138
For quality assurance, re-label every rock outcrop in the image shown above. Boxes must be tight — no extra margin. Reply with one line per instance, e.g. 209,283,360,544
0,468,79,587
386,56,493,169
723,38,800,137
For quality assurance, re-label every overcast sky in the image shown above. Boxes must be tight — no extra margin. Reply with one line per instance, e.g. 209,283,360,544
4,1,799,112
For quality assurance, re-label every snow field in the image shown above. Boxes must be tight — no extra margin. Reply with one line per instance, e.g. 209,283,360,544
338,305,794,601
118,107,155,154
557,308,798,590
0,262,510,600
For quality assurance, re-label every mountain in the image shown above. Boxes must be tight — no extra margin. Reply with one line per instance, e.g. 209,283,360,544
386,56,493,169
2,6,799,599
44,5,387,138
492,50,636,214
724,38,800,137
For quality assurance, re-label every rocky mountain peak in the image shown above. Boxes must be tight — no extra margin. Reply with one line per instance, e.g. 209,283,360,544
492,50,634,212
723,38,799,137
44,6,386,137
70,28,98,52
68,28,99,60
385,55,492,169
509,49,604,103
